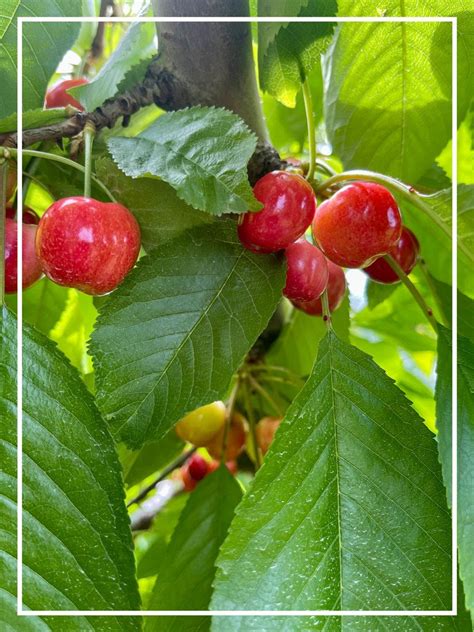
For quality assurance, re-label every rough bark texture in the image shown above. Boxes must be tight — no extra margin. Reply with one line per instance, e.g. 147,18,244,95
154,0,268,140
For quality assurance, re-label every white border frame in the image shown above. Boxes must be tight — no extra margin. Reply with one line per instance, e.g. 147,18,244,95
16,15,458,618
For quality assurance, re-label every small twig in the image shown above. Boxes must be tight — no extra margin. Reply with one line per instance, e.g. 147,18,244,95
126,446,196,508
417,258,450,328
384,255,438,332
221,378,241,464
321,289,332,330
243,379,262,470
83,122,96,198
302,78,316,182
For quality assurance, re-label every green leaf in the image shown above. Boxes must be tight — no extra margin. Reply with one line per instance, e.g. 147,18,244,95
95,157,215,253
70,21,156,112
0,1,82,118
401,185,473,295
436,327,474,613
107,107,259,215
267,296,350,377
4,277,69,336
0,108,68,133
324,15,452,182
211,332,451,617
0,307,140,627
50,290,97,376
430,277,474,342
135,494,187,580
145,466,242,630
120,431,184,488
91,221,285,448
366,280,398,311
258,0,337,107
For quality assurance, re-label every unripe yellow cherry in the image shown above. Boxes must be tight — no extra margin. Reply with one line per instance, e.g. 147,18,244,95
175,401,226,446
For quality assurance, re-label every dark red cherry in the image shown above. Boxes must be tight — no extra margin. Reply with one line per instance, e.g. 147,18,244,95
238,171,316,253
364,226,420,284
293,259,346,316
283,238,328,303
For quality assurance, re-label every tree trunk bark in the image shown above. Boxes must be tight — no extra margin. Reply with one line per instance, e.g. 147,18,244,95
152,0,268,141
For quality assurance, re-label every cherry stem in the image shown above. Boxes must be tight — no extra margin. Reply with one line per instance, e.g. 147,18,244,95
315,158,337,177
4,148,118,203
383,255,438,332
243,378,262,470
315,170,451,242
302,78,316,182
0,161,7,305
83,122,96,198
417,258,450,327
248,374,284,417
21,171,54,199
321,289,332,330
126,446,197,508
221,378,240,465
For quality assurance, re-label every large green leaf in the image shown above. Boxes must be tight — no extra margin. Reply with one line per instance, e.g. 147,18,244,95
95,158,215,253
258,0,337,107
145,466,242,630
107,107,259,216
436,327,474,613
324,13,452,182
120,431,184,488
4,277,68,336
431,277,474,342
0,307,139,627
0,1,82,118
50,290,97,376
334,0,473,119
70,21,156,112
267,296,350,377
400,185,473,296
91,221,285,448
0,108,67,133
211,332,451,618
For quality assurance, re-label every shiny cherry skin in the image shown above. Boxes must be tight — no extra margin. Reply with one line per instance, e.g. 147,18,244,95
246,416,282,461
205,412,247,461
4,218,43,293
312,182,402,268
187,454,209,481
284,238,329,303
175,401,226,447
44,77,88,110
364,226,420,284
6,206,40,225
36,196,141,295
238,171,316,253
294,259,346,316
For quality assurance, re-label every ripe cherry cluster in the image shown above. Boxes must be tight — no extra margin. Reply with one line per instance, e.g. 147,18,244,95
238,171,420,316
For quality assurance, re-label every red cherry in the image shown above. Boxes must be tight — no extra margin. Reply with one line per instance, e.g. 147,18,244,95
312,182,402,268
44,77,88,110
4,218,43,293
294,259,346,316
284,238,328,303
238,171,316,253
364,227,420,284
180,466,197,492
7,207,40,225
207,460,238,475
36,196,141,295
187,454,209,481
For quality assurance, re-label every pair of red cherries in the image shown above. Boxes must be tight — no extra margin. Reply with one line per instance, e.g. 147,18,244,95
238,171,419,315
